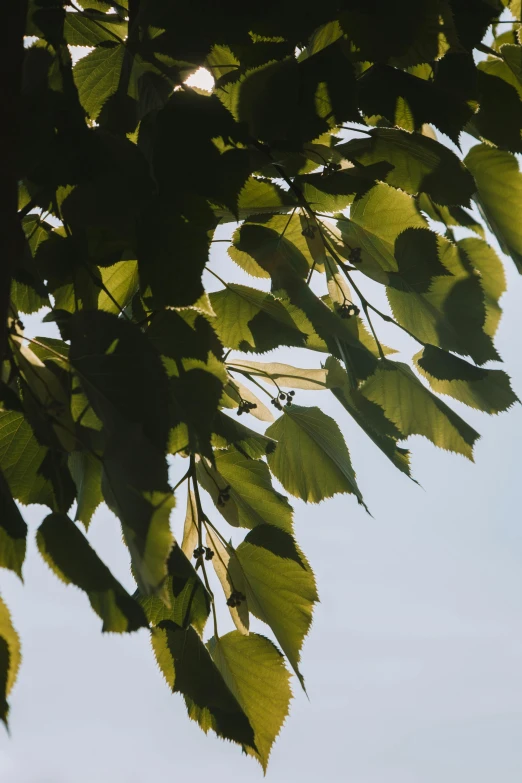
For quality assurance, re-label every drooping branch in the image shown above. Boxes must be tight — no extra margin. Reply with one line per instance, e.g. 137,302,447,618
0,1,28,360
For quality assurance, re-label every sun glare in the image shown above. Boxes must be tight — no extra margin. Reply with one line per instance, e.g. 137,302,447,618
185,67,215,92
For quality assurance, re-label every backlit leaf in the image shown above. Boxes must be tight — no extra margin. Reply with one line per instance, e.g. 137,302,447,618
235,525,318,685
208,632,292,770
139,544,210,636
37,512,148,632
266,406,364,505
151,622,255,750
414,346,518,414
197,448,293,532
338,128,475,206
0,470,27,579
0,597,21,728
360,361,479,459
465,144,522,273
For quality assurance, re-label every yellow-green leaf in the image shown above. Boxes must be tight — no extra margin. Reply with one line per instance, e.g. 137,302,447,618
0,596,21,727
361,361,479,458
208,632,292,770
266,406,364,505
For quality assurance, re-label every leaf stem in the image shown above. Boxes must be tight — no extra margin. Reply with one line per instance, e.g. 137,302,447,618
172,467,191,493
227,365,280,399
315,220,387,360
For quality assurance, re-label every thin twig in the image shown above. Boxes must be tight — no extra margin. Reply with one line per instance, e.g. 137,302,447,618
13,332,69,363
172,467,191,493
227,364,280,399
315,221,387,360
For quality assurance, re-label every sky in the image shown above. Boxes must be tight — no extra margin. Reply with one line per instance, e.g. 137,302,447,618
2,63,522,783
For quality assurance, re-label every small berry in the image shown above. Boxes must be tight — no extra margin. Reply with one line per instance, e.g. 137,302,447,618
217,485,231,506
338,302,360,319
349,247,362,264
301,225,316,239
237,399,258,416
227,590,246,608
204,547,214,561
289,390,295,397
193,546,205,559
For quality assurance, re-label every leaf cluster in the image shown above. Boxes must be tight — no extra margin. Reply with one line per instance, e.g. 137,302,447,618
1,0,521,766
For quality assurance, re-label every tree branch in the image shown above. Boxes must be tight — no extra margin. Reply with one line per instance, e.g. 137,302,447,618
1,1,28,360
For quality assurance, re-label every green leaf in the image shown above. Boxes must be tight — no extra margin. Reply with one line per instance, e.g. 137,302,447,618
73,43,126,121
69,311,174,595
98,260,138,314
387,231,499,366
266,406,365,505
337,183,427,284
340,2,455,67
357,63,471,143
215,178,294,223
338,128,475,206
500,43,522,92
151,622,255,750
235,525,317,686
0,470,28,579
231,226,379,380
234,43,359,146
229,224,309,281
324,261,397,358
147,309,220,365
360,361,479,459
457,237,506,340
138,198,216,308
212,411,277,459
0,410,54,508
138,544,210,636
68,451,103,530
341,188,496,365
37,512,148,632
149,90,251,216
413,346,518,414
62,131,153,229
297,163,390,213
0,597,21,728
168,356,226,460
416,194,485,238
208,632,292,770
465,144,522,273
209,284,307,353
64,10,126,46
325,356,411,477
10,332,77,452
197,449,293,532
473,67,522,153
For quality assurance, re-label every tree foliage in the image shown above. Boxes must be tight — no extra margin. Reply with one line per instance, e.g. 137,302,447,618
1,0,521,766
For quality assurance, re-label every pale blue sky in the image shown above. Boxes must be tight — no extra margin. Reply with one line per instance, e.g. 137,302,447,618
1,221,522,782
